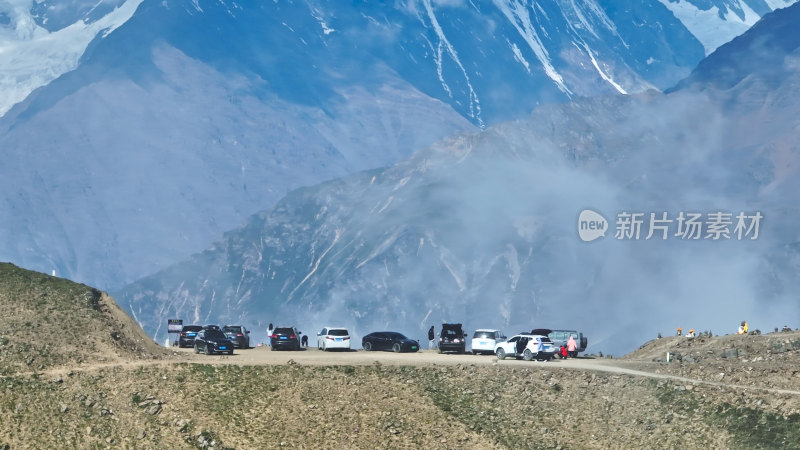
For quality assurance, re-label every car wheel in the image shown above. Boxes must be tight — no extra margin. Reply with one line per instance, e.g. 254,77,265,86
322,342,327,352
204,345,211,355
393,343,401,353
363,342,372,351
496,348,506,360
471,351,477,355
194,344,200,354
523,349,534,361
228,350,234,355
270,345,276,351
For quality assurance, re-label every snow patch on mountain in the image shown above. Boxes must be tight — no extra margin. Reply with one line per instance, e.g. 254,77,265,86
421,0,483,127
0,0,142,117
658,0,762,54
493,0,571,95
579,42,628,94
763,0,796,9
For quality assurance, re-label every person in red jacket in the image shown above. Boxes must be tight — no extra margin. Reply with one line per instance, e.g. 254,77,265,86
560,345,568,359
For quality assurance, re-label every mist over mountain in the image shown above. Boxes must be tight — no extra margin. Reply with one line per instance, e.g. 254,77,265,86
2,0,793,290
117,3,800,354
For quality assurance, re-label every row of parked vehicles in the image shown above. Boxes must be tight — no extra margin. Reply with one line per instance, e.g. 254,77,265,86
177,322,587,360
177,324,251,354
437,324,588,360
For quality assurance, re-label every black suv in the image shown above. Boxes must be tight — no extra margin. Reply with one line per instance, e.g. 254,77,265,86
193,328,234,355
439,323,467,353
223,325,251,349
178,325,203,348
270,327,301,351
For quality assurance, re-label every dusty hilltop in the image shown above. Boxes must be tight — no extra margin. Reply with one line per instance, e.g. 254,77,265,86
1,262,799,449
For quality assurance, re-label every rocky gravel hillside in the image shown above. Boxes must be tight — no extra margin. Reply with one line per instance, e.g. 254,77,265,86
1,264,799,448
0,263,167,375
623,330,800,394
2,362,799,449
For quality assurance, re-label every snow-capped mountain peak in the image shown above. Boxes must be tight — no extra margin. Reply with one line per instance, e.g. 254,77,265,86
0,0,142,116
658,0,794,54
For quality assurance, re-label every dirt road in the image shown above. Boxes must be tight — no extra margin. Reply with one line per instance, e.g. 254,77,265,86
169,346,800,396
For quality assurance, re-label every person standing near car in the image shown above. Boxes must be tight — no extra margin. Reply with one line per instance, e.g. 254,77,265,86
428,326,435,350
567,335,578,358
267,323,274,347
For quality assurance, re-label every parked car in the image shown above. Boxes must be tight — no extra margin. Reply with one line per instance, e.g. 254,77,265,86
471,329,507,355
439,323,467,353
494,334,557,361
193,328,234,355
362,332,419,352
178,325,203,348
222,325,251,349
542,329,588,355
316,327,351,351
270,327,302,351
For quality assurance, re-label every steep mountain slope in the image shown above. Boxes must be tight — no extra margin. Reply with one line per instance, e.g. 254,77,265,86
675,0,800,89
1,0,796,292
0,0,718,290
117,3,800,353
657,0,796,54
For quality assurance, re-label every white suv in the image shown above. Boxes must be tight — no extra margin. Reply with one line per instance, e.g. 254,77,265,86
316,327,351,351
494,334,557,361
471,329,506,355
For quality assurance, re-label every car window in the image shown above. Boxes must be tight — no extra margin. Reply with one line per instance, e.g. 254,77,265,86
508,336,519,343
223,326,241,333
473,331,494,339
386,332,406,340
274,328,294,334
329,329,348,336
182,325,202,332
320,328,327,335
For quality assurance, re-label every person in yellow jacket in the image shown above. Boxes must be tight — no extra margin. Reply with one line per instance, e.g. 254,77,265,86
738,321,749,335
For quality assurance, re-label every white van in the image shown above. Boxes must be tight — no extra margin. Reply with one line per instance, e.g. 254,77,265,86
471,329,506,355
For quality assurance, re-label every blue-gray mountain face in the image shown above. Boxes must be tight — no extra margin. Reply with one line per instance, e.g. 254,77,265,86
5,0,785,290
117,3,800,353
